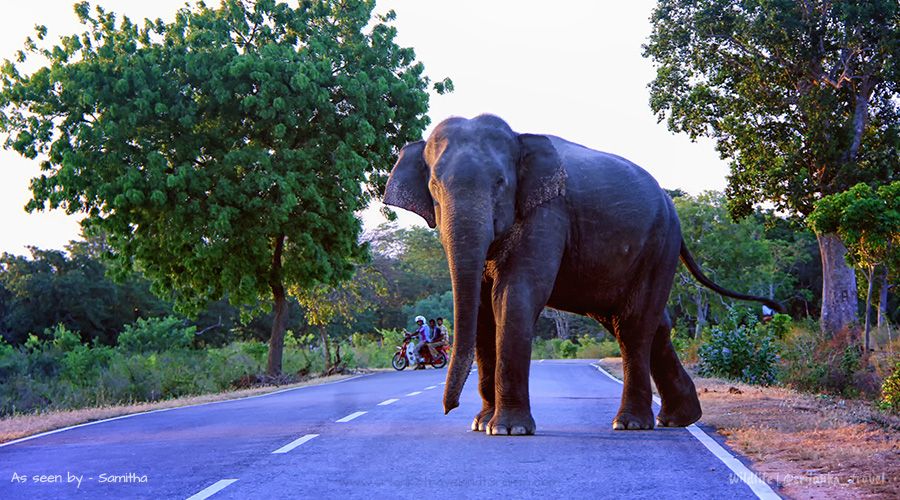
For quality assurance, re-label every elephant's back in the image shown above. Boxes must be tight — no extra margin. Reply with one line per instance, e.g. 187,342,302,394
545,135,670,227
544,136,680,310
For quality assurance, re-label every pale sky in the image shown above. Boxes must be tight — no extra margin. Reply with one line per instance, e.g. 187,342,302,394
0,0,729,256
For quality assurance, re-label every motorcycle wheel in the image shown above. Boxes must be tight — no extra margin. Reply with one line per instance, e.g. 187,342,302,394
431,352,448,369
391,353,408,371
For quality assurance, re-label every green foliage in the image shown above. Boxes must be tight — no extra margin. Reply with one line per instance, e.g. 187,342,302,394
295,265,386,329
402,291,453,331
810,182,900,274
698,309,780,385
0,240,168,345
670,192,777,333
117,316,196,353
880,360,900,413
0,330,329,416
50,324,81,352
778,326,877,398
0,0,444,374
531,335,619,360
645,0,899,219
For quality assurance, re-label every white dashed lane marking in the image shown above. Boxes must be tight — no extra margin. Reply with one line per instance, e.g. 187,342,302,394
271,434,318,454
186,479,238,500
406,391,422,396
377,399,399,406
335,411,367,423
424,385,437,390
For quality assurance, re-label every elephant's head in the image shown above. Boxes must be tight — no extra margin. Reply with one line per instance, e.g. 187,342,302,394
383,114,566,414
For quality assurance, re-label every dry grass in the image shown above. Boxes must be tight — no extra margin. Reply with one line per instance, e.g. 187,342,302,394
599,358,900,499
0,373,356,445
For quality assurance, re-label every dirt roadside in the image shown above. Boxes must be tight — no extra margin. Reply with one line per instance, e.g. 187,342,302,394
598,358,899,499
0,373,359,445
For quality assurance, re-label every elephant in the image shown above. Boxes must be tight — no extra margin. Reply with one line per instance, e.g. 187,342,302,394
383,114,782,436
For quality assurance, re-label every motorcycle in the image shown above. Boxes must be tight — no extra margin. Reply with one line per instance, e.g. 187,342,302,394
392,332,449,370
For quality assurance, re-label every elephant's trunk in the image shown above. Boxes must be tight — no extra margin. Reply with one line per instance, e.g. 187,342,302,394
442,215,492,414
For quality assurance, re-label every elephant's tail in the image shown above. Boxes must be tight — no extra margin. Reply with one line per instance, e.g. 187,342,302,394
679,240,785,314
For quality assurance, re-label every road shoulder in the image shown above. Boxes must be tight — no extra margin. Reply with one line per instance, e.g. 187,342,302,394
0,373,359,445
598,357,899,499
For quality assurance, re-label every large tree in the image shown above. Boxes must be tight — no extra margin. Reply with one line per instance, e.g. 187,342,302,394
810,181,899,350
0,0,442,374
644,0,899,333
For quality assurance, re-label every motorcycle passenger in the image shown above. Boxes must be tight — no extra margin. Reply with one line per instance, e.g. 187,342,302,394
435,317,451,346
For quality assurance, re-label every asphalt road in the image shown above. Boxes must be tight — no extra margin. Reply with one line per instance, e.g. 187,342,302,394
0,360,772,499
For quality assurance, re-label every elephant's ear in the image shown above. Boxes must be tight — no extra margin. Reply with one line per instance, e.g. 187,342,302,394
516,134,567,219
383,141,436,228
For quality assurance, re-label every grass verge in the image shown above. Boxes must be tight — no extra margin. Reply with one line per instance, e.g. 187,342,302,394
0,373,357,445
598,357,899,499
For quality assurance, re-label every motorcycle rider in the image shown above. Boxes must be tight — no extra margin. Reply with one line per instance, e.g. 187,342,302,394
412,315,432,369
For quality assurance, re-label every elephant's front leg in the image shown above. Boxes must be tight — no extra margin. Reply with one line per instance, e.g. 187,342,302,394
484,280,541,436
472,282,497,432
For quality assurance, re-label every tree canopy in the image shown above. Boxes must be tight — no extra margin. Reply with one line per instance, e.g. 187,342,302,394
810,180,899,347
645,0,898,217
644,0,899,332
0,0,445,374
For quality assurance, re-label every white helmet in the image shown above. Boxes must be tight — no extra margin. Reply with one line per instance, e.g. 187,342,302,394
415,315,426,323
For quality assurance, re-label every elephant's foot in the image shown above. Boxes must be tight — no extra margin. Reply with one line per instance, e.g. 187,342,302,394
471,406,495,432
656,392,702,427
612,409,654,430
485,408,535,436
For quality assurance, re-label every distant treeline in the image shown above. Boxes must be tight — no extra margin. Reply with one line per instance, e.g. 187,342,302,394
3,191,890,351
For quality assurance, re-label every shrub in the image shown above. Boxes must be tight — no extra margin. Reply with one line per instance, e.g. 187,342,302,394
117,316,196,353
531,335,618,359
574,335,620,359
50,324,82,352
61,344,116,384
878,360,900,413
0,338,26,381
779,327,878,397
698,309,779,385
671,331,702,364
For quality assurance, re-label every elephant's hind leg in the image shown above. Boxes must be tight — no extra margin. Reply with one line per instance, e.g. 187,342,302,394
612,314,656,430
651,312,701,427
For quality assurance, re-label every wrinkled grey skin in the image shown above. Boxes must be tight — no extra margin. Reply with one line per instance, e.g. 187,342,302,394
384,114,781,436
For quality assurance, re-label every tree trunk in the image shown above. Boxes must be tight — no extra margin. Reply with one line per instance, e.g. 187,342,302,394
694,289,706,338
266,235,288,376
556,312,570,339
864,265,874,352
547,308,570,339
817,233,858,334
319,324,332,373
877,265,889,329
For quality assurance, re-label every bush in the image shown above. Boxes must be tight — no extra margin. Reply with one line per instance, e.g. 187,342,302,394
698,309,779,385
671,331,702,364
778,327,879,397
117,316,196,353
574,335,620,359
878,360,900,413
531,335,618,359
